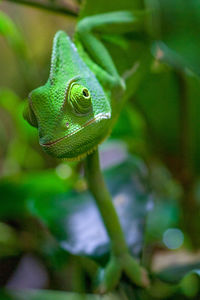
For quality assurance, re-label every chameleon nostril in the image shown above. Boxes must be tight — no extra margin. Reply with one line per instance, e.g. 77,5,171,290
66,122,69,128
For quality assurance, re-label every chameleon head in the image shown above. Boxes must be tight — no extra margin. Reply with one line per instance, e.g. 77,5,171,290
23,31,111,160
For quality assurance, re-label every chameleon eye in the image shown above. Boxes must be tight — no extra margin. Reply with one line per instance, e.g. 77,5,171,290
23,102,38,128
82,88,89,97
69,84,92,115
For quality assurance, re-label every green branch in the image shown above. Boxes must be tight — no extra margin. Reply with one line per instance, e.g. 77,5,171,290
85,150,149,292
85,149,128,257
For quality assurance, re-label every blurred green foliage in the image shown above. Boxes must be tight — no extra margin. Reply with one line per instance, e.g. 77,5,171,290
0,0,200,298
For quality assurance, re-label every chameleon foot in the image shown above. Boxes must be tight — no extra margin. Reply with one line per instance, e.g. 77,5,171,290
95,253,149,294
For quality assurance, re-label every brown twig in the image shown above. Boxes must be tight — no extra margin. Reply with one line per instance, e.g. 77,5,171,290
4,0,79,16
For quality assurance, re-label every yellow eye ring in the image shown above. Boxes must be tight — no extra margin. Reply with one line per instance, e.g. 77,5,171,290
82,88,90,98
69,84,92,115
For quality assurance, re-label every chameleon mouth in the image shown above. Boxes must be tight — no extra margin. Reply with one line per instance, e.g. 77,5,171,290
41,112,111,147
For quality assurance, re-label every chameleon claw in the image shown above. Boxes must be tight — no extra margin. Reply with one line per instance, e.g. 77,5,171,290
94,258,121,294
122,253,150,288
94,254,150,294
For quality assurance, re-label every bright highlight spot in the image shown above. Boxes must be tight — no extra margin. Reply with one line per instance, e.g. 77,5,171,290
163,228,184,250
56,163,72,179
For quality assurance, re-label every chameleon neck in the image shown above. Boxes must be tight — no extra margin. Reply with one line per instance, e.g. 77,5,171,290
85,149,128,257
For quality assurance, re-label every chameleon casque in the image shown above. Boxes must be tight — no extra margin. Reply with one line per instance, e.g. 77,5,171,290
23,11,139,160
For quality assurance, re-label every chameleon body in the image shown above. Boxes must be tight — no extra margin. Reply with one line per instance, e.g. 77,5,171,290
23,11,150,291
24,11,138,160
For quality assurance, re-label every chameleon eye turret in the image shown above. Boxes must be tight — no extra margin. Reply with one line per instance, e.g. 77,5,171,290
23,101,38,128
69,83,92,115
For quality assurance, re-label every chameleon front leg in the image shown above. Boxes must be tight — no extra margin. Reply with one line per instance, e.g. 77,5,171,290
75,11,142,90
85,150,149,293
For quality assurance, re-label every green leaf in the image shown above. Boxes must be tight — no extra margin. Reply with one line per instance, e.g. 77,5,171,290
147,0,200,75
0,89,43,172
28,154,152,260
0,290,14,300
22,169,72,197
9,289,126,300
0,222,20,257
135,69,180,155
80,0,144,17
0,168,74,220
0,11,26,56
156,261,200,284
0,179,27,220
111,103,147,157
135,66,200,176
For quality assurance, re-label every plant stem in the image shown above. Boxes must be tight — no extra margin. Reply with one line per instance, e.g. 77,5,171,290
85,149,128,257
175,70,199,247
4,0,79,16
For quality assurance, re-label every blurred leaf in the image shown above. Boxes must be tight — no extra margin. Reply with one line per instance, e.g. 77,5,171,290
111,104,147,157
134,65,200,247
0,290,14,300
0,89,20,116
156,261,200,284
0,222,20,257
80,0,144,16
22,169,73,197
151,41,193,73
147,0,200,75
28,155,152,260
135,69,180,156
0,168,74,220
146,201,179,244
112,105,145,139
0,89,45,173
0,179,27,220
134,66,200,177
0,89,37,140
180,272,200,298
0,11,26,56
145,162,182,243
10,289,126,300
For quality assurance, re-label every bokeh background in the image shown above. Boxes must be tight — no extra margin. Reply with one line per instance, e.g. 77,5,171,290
1,0,200,299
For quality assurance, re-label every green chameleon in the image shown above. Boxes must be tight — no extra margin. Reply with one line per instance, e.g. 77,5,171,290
24,11,149,293
23,11,143,160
